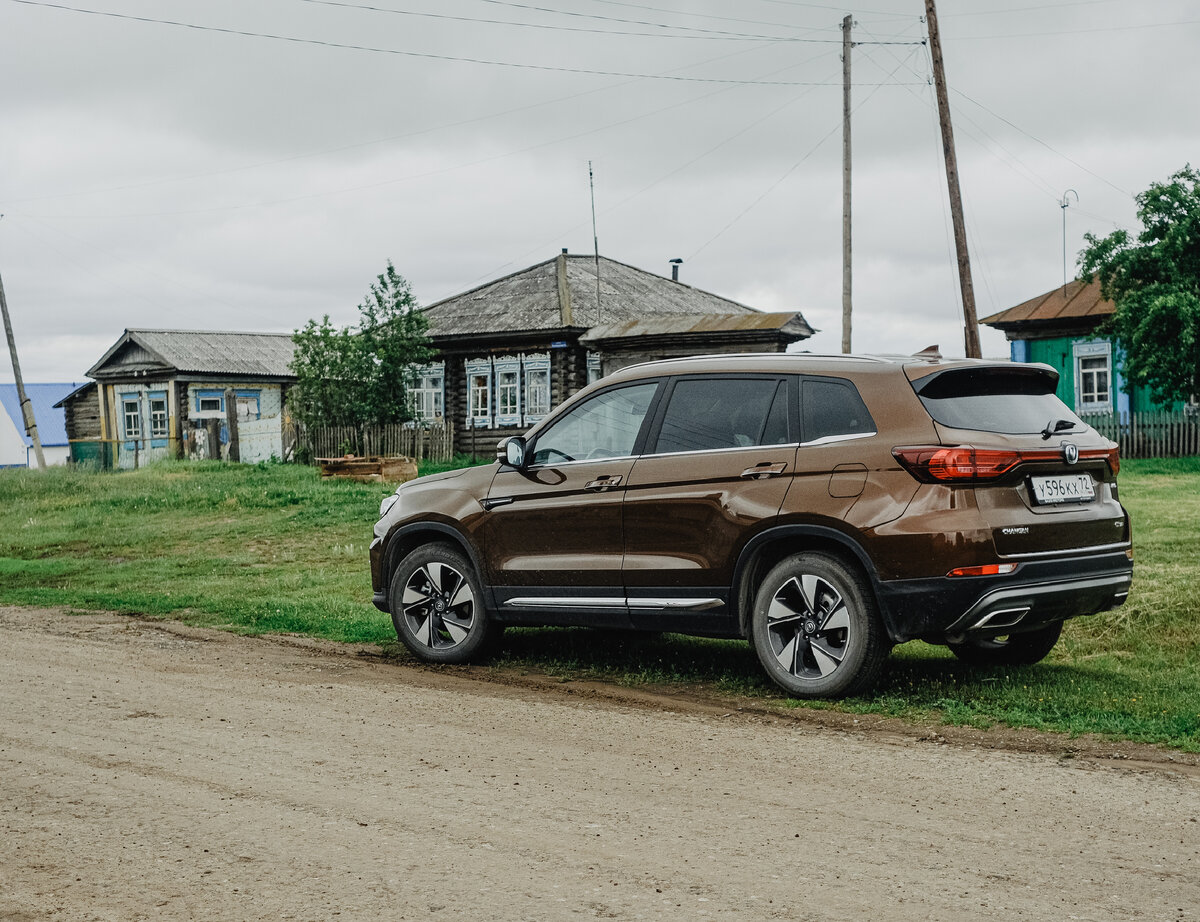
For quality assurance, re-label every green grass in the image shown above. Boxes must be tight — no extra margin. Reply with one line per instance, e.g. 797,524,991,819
1,456,1197,750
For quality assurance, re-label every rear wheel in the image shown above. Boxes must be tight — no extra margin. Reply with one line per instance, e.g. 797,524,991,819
947,622,1062,666
750,552,890,699
389,544,495,664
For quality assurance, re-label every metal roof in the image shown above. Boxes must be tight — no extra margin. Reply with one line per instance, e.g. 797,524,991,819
980,278,1114,330
87,329,296,379
422,254,795,339
0,382,84,447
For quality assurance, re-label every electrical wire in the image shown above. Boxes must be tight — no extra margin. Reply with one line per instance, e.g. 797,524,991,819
291,0,826,42
6,0,917,84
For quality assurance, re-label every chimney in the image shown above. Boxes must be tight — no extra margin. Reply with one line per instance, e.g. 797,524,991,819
669,257,683,282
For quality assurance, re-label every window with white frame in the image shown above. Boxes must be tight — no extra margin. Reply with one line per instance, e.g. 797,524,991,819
411,363,445,422
587,352,603,385
149,393,168,438
523,353,551,424
494,356,521,427
122,395,142,439
1073,341,1112,413
196,390,223,413
466,358,493,427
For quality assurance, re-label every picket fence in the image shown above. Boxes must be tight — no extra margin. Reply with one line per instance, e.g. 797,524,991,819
291,423,454,464
1080,410,1200,459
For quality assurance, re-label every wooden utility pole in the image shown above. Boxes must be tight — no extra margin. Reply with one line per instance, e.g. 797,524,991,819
0,261,47,469
841,14,853,354
924,0,982,358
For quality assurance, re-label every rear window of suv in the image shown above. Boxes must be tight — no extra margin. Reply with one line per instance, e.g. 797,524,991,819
914,366,1083,435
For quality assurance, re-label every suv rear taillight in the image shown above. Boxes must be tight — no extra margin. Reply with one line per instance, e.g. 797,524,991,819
893,445,1120,483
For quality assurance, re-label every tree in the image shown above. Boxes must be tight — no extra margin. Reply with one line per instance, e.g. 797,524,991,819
290,261,433,446
1079,166,1200,407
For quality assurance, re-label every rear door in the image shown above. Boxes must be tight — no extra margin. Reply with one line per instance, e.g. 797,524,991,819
622,374,795,630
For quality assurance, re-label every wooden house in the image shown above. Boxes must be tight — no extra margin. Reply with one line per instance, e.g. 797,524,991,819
419,251,815,455
981,278,1187,417
76,329,296,468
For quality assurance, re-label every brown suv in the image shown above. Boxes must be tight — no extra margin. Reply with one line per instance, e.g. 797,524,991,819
370,353,1132,698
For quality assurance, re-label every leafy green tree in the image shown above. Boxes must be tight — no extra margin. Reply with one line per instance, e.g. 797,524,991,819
1080,166,1200,407
290,261,433,444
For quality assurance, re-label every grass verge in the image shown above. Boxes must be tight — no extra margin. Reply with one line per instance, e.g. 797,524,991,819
1,457,1197,750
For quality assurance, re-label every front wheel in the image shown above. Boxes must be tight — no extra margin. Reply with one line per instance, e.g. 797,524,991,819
389,544,495,664
750,552,890,699
946,622,1062,666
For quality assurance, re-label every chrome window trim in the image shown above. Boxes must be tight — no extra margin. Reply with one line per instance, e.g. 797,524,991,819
643,442,799,460
525,453,637,471
799,431,877,447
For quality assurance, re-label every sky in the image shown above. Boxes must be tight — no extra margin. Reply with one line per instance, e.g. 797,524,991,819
2,0,1198,383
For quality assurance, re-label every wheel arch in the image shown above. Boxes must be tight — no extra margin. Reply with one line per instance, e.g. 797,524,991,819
732,525,895,640
381,522,491,612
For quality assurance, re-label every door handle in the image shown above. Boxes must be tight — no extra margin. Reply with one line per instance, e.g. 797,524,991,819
741,462,788,479
585,475,623,491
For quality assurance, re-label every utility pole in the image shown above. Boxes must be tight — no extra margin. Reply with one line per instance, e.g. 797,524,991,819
841,14,853,354
588,160,602,326
0,256,47,470
924,0,982,359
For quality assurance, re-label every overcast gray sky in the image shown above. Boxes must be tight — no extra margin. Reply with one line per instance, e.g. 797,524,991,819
2,0,1197,383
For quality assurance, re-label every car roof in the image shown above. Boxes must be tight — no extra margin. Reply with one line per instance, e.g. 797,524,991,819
603,352,1027,383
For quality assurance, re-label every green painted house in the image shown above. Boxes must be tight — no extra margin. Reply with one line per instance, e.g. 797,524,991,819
981,278,1182,417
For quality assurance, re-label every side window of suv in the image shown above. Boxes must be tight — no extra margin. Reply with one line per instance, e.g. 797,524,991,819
801,377,876,444
529,381,659,465
650,377,790,454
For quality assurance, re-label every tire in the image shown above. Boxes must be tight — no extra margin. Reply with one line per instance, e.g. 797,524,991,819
389,544,495,664
750,552,889,699
947,621,1062,666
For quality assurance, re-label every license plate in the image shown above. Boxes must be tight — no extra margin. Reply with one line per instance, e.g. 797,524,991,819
1030,473,1095,504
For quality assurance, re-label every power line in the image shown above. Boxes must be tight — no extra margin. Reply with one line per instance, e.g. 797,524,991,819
951,90,1129,196
291,0,824,42
7,0,917,84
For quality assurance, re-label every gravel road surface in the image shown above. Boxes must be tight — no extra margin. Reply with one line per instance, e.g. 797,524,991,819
1,606,1197,921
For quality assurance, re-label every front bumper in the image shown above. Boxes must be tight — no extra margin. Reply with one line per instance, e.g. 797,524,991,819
876,550,1133,643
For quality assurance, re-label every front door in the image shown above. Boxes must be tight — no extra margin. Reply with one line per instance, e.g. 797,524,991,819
478,380,661,627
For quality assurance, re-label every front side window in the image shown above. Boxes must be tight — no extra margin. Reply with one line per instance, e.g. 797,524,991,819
651,377,787,454
197,391,223,413
530,382,658,465
122,396,141,438
149,395,168,438
236,396,260,421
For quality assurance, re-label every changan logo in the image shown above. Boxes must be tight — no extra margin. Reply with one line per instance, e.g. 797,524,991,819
1062,442,1079,464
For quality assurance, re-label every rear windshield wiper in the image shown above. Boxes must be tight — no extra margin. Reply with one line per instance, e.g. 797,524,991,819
1041,418,1077,440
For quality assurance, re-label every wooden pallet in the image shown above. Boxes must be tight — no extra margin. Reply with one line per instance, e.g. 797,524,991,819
316,455,419,484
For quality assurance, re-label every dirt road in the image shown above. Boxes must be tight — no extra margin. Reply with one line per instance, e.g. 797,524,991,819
1,606,1197,921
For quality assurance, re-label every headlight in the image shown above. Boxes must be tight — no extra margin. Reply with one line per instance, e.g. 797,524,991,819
379,492,400,519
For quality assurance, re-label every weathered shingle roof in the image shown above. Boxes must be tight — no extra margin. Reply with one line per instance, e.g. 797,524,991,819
423,254,773,339
582,311,814,343
0,382,83,447
981,278,1114,331
87,329,296,379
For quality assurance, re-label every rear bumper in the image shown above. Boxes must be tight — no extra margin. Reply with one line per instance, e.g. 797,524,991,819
876,550,1132,643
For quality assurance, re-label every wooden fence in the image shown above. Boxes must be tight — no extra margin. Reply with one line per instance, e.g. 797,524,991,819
1080,410,1200,459
291,423,454,464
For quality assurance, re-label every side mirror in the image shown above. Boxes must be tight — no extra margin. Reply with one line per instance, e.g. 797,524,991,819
497,436,527,468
